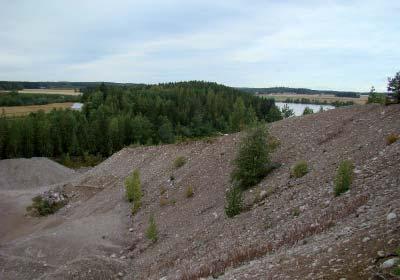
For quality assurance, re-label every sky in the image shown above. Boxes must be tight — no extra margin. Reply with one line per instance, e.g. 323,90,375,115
0,0,399,91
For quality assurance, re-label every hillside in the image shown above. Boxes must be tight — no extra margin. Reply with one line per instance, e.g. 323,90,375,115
0,104,399,279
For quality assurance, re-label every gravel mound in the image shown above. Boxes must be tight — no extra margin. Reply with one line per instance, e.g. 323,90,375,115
0,158,75,190
1,104,399,279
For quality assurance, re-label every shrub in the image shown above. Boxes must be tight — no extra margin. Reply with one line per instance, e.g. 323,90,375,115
185,185,194,198
146,214,158,243
125,170,143,214
303,107,314,115
26,195,65,216
334,160,354,196
368,92,386,104
174,156,187,168
231,125,271,189
225,186,243,218
281,104,294,118
292,161,309,178
386,133,399,145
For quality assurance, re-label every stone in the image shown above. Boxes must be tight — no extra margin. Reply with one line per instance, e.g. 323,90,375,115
129,228,134,232
381,258,399,269
260,190,267,199
377,251,385,257
387,212,397,221
362,237,370,243
118,272,124,277
110,253,117,258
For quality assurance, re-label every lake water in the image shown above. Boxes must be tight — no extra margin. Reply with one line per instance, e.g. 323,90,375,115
276,102,335,116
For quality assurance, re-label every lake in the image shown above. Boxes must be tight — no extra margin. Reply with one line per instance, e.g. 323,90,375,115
276,102,335,116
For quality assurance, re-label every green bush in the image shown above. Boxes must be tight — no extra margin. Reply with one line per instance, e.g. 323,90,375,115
146,214,158,243
125,169,143,214
26,195,65,216
231,125,271,189
173,156,187,168
292,161,309,178
303,107,314,115
367,92,386,104
225,186,243,218
334,160,354,196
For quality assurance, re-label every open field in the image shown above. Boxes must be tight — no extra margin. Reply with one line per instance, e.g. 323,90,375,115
17,89,80,96
259,93,368,105
0,102,74,117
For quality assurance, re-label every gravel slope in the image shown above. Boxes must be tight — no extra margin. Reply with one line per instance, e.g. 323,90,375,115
0,104,399,280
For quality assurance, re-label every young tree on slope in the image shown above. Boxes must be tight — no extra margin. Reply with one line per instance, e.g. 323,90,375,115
388,71,400,103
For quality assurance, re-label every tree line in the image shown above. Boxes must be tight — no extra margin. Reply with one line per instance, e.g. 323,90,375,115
0,81,281,159
0,92,80,106
239,87,362,98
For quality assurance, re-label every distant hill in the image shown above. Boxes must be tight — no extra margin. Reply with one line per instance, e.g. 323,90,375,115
238,86,365,98
0,81,145,91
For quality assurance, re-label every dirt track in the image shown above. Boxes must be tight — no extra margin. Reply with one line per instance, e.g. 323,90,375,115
0,104,399,279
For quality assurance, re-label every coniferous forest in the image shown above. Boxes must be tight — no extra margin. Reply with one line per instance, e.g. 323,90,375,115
0,81,282,159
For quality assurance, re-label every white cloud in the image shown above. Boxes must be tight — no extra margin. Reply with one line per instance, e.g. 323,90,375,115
0,0,399,91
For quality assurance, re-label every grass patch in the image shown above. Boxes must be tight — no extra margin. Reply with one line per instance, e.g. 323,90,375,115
291,161,309,178
146,214,158,243
174,156,187,168
185,185,194,198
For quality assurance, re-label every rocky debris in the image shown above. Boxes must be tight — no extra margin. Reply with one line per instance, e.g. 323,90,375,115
1,104,400,280
41,188,68,205
387,212,397,221
377,251,385,257
381,258,399,269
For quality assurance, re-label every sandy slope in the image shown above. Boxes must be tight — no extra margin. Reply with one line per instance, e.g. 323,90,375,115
0,104,399,280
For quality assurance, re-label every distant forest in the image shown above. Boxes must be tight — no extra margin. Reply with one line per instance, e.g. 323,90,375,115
238,87,363,98
0,81,136,90
0,92,80,106
0,81,282,159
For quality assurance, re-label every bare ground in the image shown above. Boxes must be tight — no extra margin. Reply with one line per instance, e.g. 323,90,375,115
0,104,399,279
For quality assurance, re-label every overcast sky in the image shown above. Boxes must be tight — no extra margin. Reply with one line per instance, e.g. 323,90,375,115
1,0,399,91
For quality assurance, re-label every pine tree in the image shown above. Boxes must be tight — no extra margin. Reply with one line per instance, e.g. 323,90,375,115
231,125,271,189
